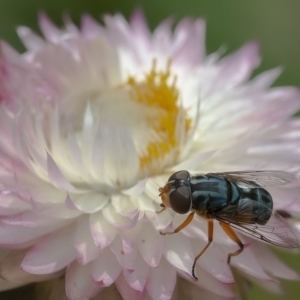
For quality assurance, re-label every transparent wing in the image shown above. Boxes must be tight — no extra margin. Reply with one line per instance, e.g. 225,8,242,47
214,199,300,248
210,170,299,188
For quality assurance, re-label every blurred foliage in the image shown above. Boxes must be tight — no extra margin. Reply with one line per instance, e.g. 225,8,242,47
0,0,300,299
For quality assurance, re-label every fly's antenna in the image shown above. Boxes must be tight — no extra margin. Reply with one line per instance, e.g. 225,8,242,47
149,179,160,188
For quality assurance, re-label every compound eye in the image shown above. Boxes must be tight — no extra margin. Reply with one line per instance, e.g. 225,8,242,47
169,186,191,214
168,170,190,182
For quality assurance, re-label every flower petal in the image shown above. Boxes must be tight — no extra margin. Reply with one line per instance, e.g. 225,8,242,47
137,223,164,268
91,247,122,286
252,243,300,280
163,233,194,279
17,26,45,51
89,211,117,249
66,260,102,300
21,226,77,274
74,216,102,265
0,248,63,282
231,246,275,281
145,258,176,300
115,272,146,300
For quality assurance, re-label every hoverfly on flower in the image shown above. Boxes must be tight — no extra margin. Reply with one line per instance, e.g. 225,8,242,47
159,170,300,280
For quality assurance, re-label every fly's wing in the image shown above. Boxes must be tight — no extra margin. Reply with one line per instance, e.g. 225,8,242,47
214,199,300,248
210,171,299,188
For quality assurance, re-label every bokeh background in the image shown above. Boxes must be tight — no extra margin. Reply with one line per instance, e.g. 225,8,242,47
0,0,300,299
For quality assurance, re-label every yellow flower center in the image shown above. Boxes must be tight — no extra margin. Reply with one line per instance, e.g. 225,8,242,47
126,60,191,173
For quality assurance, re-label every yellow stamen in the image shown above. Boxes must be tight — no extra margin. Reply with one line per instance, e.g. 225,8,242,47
126,59,191,173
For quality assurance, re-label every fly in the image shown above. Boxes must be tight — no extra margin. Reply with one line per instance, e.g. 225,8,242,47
158,170,300,280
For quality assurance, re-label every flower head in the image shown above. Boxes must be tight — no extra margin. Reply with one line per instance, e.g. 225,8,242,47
0,9,300,300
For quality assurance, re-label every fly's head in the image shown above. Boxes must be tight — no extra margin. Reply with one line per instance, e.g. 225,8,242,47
159,170,192,214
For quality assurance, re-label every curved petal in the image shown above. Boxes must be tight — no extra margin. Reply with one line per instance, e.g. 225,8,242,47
66,193,109,214
73,216,102,265
0,248,63,282
21,226,77,274
163,233,195,278
145,258,176,300
137,223,164,267
115,272,146,300
66,260,102,300
123,254,149,292
252,243,300,280
91,247,122,286
89,211,116,249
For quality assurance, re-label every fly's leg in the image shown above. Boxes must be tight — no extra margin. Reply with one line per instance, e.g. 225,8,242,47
156,203,166,214
219,222,244,263
160,212,195,235
192,219,213,280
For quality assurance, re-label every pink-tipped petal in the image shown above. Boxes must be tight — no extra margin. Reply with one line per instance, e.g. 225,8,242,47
91,247,122,286
89,211,116,249
73,216,102,265
0,248,64,282
66,260,102,300
21,226,76,274
137,223,163,268
115,273,146,300
146,258,176,300
231,245,276,281
47,152,76,192
252,243,300,280
110,236,138,271
163,233,195,278
17,26,45,51
123,255,149,292
38,12,63,43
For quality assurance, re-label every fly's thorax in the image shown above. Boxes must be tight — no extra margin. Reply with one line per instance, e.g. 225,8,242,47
190,174,232,212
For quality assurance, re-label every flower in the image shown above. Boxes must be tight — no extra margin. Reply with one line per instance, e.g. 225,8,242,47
0,9,300,300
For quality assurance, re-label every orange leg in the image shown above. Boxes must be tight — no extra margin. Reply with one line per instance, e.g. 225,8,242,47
160,212,195,235
156,204,166,214
219,222,244,263
192,219,213,280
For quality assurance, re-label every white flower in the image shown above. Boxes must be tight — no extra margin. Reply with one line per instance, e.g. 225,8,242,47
0,9,300,300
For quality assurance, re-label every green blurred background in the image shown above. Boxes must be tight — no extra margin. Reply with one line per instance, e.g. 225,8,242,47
0,0,300,299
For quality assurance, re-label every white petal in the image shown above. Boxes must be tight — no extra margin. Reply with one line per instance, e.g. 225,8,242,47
21,226,77,274
89,211,117,248
47,152,77,192
115,272,146,300
181,266,235,298
102,204,139,229
73,216,102,265
17,26,45,51
163,233,195,279
0,248,63,282
123,254,149,292
66,261,102,300
38,12,63,43
91,247,122,286
0,221,67,247
67,193,109,214
1,211,58,227
146,258,176,300
122,177,147,196
231,246,275,281
252,243,300,280
110,236,138,272
137,223,164,267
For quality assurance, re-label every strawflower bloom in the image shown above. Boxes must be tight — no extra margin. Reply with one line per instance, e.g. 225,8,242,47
1,9,300,300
